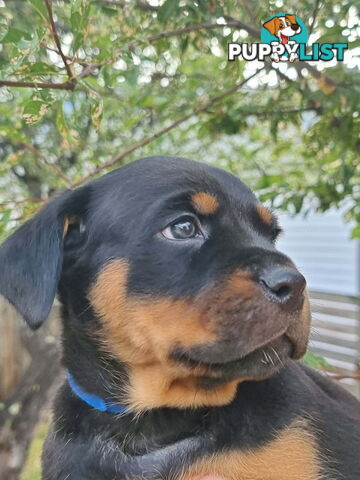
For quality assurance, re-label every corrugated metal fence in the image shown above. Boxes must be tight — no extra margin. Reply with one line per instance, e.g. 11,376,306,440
309,291,360,398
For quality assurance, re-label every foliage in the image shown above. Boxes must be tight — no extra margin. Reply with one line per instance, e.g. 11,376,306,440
0,0,359,238
20,421,48,480
302,351,332,370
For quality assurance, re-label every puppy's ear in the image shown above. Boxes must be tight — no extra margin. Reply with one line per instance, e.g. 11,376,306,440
263,17,278,35
0,188,89,329
285,14,297,24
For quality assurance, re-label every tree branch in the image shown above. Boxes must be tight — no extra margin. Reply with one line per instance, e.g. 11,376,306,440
0,0,78,91
0,80,75,90
239,0,256,24
73,67,264,186
329,374,360,381
20,143,73,188
240,106,322,116
96,0,159,11
1,13,338,93
41,20,259,76
309,0,321,37
148,20,250,42
44,0,74,83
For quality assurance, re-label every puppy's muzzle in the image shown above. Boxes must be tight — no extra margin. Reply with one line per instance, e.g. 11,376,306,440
259,266,306,311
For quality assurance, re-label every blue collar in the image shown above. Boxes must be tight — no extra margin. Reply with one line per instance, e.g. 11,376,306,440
67,372,128,414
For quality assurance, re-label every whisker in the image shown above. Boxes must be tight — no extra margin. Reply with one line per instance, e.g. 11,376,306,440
271,347,284,367
267,350,275,366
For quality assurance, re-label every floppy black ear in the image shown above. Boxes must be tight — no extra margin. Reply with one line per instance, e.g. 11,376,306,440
0,188,89,329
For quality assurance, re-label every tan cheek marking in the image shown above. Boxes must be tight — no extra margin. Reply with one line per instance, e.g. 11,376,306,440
89,260,218,362
191,192,218,215
89,260,239,410
182,420,323,480
256,204,273,226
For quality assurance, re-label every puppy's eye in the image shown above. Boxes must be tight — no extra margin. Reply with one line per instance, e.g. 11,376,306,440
279,23,284,28
162,217,203,241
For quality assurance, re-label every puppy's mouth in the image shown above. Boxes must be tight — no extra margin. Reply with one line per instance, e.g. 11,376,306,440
280,33,289,44
172,335,293,385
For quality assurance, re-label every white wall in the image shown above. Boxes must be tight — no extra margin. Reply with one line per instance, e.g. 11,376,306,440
276,210,359,296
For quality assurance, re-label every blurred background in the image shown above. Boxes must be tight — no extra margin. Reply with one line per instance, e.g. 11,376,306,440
0,0,359,479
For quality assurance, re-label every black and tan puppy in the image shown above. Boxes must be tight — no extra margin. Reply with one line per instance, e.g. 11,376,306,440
0,156,359,480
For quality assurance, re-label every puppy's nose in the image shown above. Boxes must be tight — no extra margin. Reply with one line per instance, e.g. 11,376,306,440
259,267,306,309
291,23,300,31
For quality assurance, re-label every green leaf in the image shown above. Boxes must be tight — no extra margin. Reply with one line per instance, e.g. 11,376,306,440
56,101,79,147
302,351,332,370
0,208,12,224
158,0,179,23
100,6,118,16
28,0,49,21
35,89,55,103
0,125,28,143
70,11,82,32
1,28,31,44
71,0,91,52
23,100,50,125
91,98,103,131
71,11,83,52
180,36,189,54
80,76,101,93
351,225,360,239
0,208,12,241
16,62,59,76
56,102,70,144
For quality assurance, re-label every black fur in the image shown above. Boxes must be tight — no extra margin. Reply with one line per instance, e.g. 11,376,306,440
0,156,359,480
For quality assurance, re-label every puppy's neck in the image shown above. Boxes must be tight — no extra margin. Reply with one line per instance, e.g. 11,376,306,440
124,362,240,411
61,311,128,406
61,309,239,412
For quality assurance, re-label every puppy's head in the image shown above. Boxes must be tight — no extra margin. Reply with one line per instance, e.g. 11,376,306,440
263,15,301,43
0,157,311,410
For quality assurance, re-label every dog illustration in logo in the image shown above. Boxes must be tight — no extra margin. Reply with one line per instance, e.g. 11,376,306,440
263,14,302,62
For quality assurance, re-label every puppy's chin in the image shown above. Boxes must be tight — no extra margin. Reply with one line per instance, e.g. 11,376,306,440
172,335,293,387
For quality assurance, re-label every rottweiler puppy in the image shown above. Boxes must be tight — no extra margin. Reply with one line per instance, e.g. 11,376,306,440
0,156,359,480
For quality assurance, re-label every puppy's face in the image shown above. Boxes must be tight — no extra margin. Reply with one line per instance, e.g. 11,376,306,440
0,157,311,410
263,15,301,43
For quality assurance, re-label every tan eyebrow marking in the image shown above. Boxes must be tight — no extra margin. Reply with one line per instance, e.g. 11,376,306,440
256,204,273,226
191,192,218,215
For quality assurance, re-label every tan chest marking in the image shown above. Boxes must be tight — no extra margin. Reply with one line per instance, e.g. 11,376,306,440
181,421,323,480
